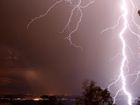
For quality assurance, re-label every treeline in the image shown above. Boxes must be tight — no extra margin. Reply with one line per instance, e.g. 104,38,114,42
1,81,140,105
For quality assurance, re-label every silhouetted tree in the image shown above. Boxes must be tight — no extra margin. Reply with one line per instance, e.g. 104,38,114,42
40,95,63,105
101,89,113,105
40,95,49,100
76,80,114,105
75,96,84,105
49,96,57,105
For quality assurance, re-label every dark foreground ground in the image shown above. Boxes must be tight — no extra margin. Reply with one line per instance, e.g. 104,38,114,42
0,100,75,105
0,96,75,105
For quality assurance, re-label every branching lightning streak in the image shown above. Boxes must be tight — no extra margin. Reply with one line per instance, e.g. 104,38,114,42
27,0,95,50
27,0,140,104
27,0,63,29
119,0,132,104
102,0,140,104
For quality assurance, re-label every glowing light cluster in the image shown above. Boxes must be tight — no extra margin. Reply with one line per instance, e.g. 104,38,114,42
33,98,42,101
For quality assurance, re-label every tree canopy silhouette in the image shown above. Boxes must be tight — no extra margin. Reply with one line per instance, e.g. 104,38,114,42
76,80,113,105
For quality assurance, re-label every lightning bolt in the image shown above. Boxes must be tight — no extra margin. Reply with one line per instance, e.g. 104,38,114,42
27,0,95,50
119,0,132,105
27,0,140,105
102,0,140,104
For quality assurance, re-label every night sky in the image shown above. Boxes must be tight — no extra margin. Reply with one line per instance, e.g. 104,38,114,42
0,0,140,101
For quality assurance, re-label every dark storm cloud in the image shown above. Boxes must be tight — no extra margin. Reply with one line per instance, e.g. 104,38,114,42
0,0,84,67
0,0,87,94
0,69,31,94
0,0,129,96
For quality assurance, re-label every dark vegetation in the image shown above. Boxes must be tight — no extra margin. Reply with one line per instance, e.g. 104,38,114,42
138,10,140,16
75,80,114,105
2,80,140,105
